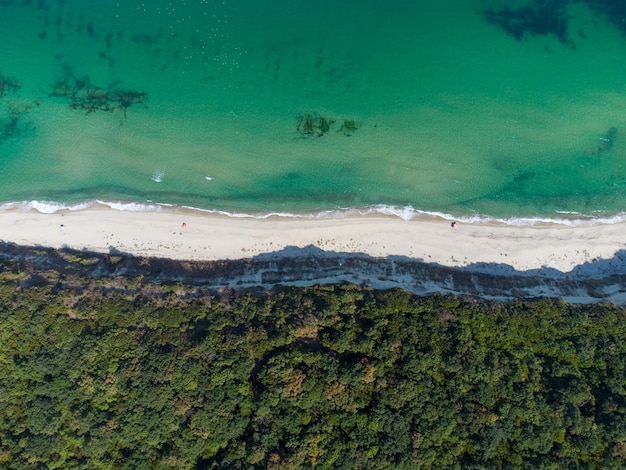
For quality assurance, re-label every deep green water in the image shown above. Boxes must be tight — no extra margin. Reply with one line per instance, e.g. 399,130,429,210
2,0,626,221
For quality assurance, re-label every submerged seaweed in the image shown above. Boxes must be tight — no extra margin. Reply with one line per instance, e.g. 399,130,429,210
0,103,36,145
338,119,361,136
587,0,626,35
50,67,147,117
0,73,35,144
595,126,617,156
0,73,21,98
482,0,571,45
483,0,626,44
296,113,361,138
296,113,335,137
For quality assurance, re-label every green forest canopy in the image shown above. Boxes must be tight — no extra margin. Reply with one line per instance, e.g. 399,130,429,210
0,252,625,468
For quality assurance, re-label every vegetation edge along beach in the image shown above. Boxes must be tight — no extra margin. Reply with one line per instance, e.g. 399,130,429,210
0,243,625,468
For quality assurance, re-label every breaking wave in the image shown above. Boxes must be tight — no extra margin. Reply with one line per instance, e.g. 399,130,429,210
1,199,625,227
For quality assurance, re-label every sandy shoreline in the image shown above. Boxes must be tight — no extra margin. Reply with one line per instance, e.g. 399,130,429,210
0,205,624,274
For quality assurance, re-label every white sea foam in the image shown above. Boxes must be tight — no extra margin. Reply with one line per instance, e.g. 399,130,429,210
2,199,626,227
0,200,96,214
151,170,164,183
180,204,626,227
96,200,168,212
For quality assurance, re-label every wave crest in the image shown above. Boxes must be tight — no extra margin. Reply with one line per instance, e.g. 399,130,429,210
0,200,96,214
1,200,625,227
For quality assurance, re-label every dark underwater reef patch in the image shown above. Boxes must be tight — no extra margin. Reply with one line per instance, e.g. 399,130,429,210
0,73,36,144
482,0,571,44
483,0,626,44
588,0,626,34
595,126,617,156
50,66,147,117
0,102,36,144
296,113,362,138
0,73,21,98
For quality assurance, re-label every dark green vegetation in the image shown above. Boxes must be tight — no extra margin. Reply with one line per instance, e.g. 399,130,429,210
0,248,625,469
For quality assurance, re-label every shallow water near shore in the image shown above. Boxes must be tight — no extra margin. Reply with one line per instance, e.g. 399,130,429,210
2,0,626,220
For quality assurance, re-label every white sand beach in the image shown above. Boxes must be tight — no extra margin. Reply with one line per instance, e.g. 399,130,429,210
0,204,624,274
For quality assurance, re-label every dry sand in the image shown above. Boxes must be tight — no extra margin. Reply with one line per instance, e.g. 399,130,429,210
0,205,624,274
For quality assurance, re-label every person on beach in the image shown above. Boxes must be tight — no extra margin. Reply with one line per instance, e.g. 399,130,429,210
182,222,187,229
451,221,457,229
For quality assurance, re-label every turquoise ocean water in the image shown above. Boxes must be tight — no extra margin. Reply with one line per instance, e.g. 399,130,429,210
2,0,626,223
